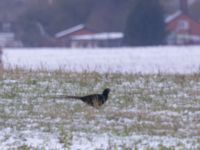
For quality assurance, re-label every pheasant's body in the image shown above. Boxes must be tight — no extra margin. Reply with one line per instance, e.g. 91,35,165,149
53,88,110,108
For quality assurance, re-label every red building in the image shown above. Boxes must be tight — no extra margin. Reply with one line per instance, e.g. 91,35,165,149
55,24,96,47
55,24,123,47
166,0,200,45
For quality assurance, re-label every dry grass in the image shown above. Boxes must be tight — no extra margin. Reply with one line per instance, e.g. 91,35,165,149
0,68,200,149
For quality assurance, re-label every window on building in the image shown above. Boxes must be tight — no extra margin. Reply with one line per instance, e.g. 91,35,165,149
177,20,189,30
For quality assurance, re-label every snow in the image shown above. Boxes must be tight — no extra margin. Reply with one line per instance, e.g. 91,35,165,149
2,46,200,74
0,128,64,150
71,32,123,40
0,129,198,150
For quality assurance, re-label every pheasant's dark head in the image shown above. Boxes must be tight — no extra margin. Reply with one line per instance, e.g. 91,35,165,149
102,88,110,100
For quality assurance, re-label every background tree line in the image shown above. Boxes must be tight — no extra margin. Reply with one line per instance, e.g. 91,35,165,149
16,0,166,46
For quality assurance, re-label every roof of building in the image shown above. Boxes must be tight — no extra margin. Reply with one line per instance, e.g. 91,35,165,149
71,32,123,40
55,24,85,38
165,11,182,23
165,10,200,26
177,34,200,42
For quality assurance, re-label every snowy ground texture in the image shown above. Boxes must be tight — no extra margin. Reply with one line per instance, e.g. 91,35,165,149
0,46,200,150
2,46,200,74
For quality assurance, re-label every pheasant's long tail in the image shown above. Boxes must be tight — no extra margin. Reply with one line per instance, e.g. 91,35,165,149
44,95,81,100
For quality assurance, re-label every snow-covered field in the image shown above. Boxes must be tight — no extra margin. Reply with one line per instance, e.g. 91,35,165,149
0,46,200,150
2,46,200,73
